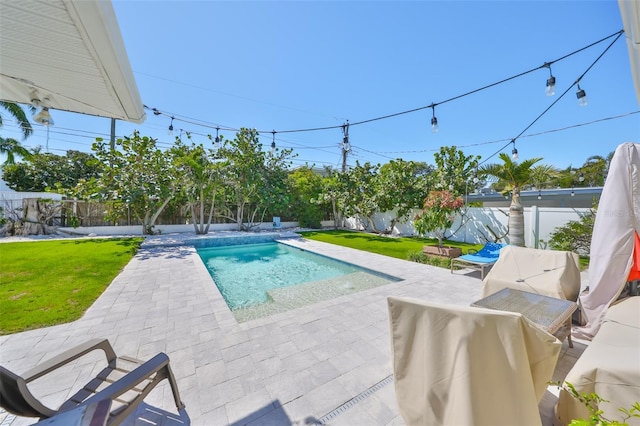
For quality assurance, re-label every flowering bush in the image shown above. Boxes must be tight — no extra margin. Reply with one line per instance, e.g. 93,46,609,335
414,190,464,247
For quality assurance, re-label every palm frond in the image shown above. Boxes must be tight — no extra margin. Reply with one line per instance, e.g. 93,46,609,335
0,101,33,139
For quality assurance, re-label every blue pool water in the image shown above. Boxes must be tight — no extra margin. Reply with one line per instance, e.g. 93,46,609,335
197,242,397,311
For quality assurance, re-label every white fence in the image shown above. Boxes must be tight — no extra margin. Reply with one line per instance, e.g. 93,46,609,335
343,206,592,248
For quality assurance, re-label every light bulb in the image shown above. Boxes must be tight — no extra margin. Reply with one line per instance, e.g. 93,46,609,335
576,87,588,107
512,147,519,160
545,76,556,96
431,116,439,133
33,107,54,126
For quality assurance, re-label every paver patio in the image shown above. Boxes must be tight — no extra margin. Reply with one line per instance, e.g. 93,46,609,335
0,233,585,425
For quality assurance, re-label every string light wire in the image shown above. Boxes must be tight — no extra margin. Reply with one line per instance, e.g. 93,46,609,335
144,29,624,137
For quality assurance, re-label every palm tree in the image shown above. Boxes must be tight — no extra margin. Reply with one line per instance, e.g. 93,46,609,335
0,101,33,165
530,164,559,189
480,153,542,246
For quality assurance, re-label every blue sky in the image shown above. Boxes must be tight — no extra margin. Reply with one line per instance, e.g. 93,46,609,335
3,1,639,171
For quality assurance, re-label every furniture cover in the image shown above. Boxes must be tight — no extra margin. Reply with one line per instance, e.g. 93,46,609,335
482,245,581,301
578,143,640,338
388,296,561,426
555,296,640,426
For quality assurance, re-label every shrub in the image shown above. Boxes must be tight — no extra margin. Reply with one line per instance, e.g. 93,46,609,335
414,190,464,247
548,208,595,255
408,250,454,268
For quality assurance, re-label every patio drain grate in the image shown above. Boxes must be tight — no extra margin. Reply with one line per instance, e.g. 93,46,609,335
313,374,394,425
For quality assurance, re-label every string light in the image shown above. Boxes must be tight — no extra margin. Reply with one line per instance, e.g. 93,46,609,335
141,29,623,140
576,84,588,107
215,126,220,143
168,116,174,135
511,140,519,160
537,189,542,200
129,28,623,168
544,63,556,96
271,131,276,152
430,104,439,133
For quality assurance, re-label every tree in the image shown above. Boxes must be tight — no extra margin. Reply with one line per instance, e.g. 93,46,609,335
0,101,33,165
315,167,343,229
530,164,559,189
414,190,464,247
432,146,481,197
376,159,432,233
76,132,179,235
288,166,329,229
216,128,294,230
170,135,222,234
2,150,101,192
581,154,613,187
480,153,542,246
338,161,381,232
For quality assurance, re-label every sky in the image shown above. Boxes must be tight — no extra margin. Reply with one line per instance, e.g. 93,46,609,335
2,0,639,172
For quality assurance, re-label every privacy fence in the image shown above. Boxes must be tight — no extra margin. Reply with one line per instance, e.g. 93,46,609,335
1,192,589,248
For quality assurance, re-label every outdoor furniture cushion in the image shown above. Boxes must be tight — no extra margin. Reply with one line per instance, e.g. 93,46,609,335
451,242,506,279
554,296,640,425
482,245,581,301
388,296,561,426
0,338,188,425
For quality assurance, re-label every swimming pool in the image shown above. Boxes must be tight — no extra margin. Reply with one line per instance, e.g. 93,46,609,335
196,241,401,321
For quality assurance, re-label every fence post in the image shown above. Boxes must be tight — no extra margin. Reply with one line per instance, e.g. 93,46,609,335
530,205,540,248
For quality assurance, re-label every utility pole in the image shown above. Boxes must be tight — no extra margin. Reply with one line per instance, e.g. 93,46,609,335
341,121,350,173
110,118,116,151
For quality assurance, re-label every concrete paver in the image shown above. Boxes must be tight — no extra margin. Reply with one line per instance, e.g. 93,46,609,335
0,233,583,425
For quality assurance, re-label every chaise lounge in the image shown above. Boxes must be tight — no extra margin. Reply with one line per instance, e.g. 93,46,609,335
450,241,506,280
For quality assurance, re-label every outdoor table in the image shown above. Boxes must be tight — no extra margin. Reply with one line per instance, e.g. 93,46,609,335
471,287,578,348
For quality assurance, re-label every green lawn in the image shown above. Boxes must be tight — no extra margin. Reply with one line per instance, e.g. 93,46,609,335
299,229,590,270
0,238,142,335
297,229,483,261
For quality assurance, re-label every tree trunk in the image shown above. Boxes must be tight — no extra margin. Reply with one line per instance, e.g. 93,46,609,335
20,198,47,235
509,188,525,246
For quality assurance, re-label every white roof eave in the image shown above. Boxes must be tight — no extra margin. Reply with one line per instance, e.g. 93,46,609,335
0,0,145,123
619,0,640,104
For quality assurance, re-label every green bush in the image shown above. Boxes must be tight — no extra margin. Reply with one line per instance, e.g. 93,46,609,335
548,208,595,255
408,251,454,268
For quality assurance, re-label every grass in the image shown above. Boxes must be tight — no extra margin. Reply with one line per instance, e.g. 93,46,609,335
0,238,142,335
299,229,591,269
297,229,483,261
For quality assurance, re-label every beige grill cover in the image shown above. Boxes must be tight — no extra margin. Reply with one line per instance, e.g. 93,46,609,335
482,246,581,301
388,296,561,426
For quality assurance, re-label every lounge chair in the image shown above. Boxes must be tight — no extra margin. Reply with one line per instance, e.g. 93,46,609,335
0,338,187,425
388,296,561,425
450,241,505,279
